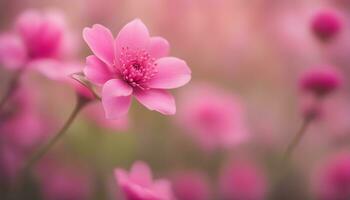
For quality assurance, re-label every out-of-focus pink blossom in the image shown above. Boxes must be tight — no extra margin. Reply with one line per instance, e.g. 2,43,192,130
219,160,268,200
176,84,248,151
115,161,175,200
299,67,343,97
171,171,211,200
312,153,350,200
0,9,75,70
83,19,191,119
311,9,343,42
0,86,49,149
36,160,92,200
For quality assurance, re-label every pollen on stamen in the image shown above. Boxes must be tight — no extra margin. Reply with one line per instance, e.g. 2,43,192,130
118,47,157,90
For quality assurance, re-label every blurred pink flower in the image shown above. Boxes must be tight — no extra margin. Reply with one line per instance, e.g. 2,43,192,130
115,161,175,200
83,19,191,119
0,9,74,70
311,9,343,42
177,84,248,151
36,160,92,200
312,153,350,200
0,86,50,150
171,171,211,200
219,160,268,200
299,66,343,97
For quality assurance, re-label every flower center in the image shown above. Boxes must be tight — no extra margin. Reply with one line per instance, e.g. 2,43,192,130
118,47,157,90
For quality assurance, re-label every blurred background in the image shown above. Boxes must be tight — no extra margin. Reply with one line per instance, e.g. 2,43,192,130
1,0,350,199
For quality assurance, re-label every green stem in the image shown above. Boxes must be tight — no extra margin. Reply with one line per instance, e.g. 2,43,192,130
22,96,88,172
7,95,90,200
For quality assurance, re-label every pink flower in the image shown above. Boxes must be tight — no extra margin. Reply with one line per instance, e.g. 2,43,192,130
36,160,92,200
83,19,191,119
176,84,248,151
171,171,211,200
115,161,175,200
0,9,74,70
311,9,343,42
219,161,268,200
299,67,343,97
312,153,350,200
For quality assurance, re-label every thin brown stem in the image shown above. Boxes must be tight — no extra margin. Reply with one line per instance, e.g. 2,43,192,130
0,68,24,112
282,116,313,163
7,95,90,200
23,96,88,171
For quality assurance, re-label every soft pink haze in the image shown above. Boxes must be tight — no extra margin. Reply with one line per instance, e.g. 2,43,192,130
311,152,350,200
36,160,92,200
176,84,248,151
219,160,268,200
171,171,211,200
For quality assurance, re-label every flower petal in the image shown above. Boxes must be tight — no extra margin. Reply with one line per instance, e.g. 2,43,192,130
15,10,42,43
83,24,115,66
134,89,176,115
84,55,113,85
148,57,191,89
115,19,150,54
148,37,169,58
130,161,153,187
0,34,27,69
102,79,133,119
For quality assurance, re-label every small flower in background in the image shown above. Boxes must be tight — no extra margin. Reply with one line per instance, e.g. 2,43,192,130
171,170,211,200
311,9,343,42
83,19,191,119
176,83,248,151
311,152,350,200
219,160,268,200
298,66,343,120
299,67,343,98
36,159,92,200
115,161,175,200
0,9,75,70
